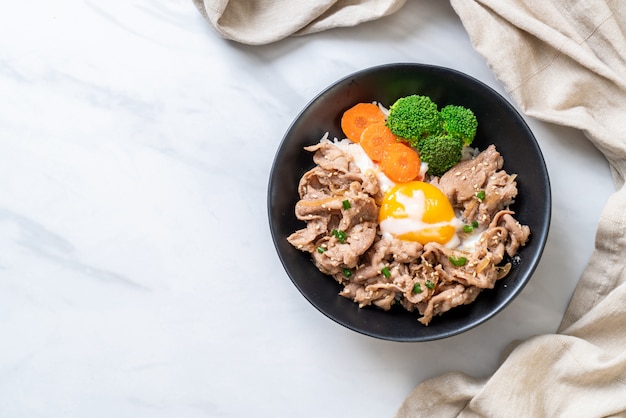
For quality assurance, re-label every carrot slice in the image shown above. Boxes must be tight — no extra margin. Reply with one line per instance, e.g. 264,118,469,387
379,142,421,183
341,103,385,143
360,122,398,163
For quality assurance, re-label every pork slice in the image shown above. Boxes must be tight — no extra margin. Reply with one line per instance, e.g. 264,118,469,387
286,217,329,252
421,242,502,289
311,221,378,274
341,284,390,309
298,166,369,200
337,192,379,231
368,237,423,263
344,271,411,311
475,171,518,224
491,210,531,256
435,144,503,202
417,284,482,325
301,142,379,198
434,145,519,226
386,238,424,263
287,196,343,252
339,238,424,310
305,141,353,173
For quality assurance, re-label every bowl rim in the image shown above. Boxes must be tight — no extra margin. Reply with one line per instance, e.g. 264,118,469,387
268,62,551,342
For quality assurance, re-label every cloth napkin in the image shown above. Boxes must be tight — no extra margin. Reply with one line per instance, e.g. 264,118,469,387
191,0,406,45
194,0,626,415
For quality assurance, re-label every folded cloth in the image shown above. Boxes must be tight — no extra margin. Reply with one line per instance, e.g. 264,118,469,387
396,0,626,416
192,0,406,45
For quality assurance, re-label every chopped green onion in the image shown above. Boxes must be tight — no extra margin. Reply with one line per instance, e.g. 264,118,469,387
316,246,326,253
463,220,480,233
413,283,423,294
343,268,352,277
332,229,347,243
381,266,391,278
342,199,351,210
425,280,435,289
449,256,468,267
476,190,486,201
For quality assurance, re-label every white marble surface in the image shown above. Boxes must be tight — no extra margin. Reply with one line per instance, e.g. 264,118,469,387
0,1,616,417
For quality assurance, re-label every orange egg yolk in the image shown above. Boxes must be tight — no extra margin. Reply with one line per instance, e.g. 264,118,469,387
378,181,458,245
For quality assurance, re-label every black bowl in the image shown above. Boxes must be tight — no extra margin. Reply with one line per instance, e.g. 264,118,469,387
268,63,551,342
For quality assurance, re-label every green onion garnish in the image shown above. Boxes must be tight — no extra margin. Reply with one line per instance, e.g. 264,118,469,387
425,280,435,289
316,246,326,253
476,190,486,201
343,268,352,277
342,199,351,210
332,229,347,243
381,266,391,278
464,220,480,233
413,283,423,294
449,256,468,267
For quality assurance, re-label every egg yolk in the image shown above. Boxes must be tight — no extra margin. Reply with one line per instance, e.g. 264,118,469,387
379,181,458,245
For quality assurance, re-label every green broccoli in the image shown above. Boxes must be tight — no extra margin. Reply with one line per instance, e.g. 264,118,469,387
386,95,443,146
417,134,463,177
439,105,478,146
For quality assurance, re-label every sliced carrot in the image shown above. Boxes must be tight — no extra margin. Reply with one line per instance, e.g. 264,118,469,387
379,142,421,183
341,103,385,143
360,122,398,163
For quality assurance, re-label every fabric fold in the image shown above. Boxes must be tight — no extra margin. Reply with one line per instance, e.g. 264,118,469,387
192,0,407,45
394,372,487,417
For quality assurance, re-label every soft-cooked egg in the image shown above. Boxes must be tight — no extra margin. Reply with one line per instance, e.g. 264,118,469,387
379,181,463,247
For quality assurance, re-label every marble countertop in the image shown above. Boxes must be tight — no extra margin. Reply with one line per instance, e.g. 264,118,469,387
0,1,615,417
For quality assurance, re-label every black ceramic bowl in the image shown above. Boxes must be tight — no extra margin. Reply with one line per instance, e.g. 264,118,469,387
268,63,551,342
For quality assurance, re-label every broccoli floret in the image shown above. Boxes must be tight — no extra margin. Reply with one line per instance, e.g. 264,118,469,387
439,105,478,146
417,134,463,177
386,95,443,146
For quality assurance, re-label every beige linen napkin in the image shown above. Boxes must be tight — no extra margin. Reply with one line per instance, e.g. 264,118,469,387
396,1,626,416
192,0,406,45
193,0,626,415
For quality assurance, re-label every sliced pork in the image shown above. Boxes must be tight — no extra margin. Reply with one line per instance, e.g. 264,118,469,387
288,141,531,325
